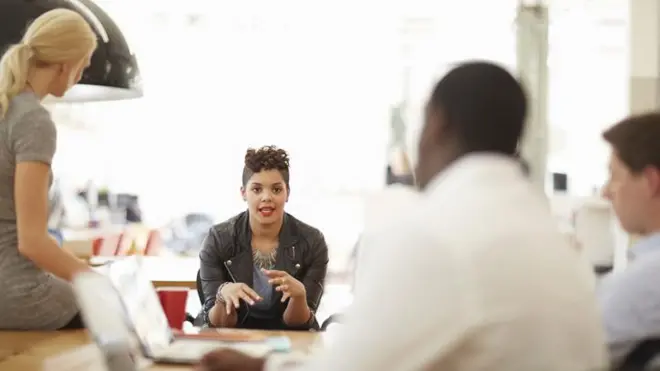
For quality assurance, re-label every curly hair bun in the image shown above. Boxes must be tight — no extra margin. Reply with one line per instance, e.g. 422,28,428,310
244,145,290,172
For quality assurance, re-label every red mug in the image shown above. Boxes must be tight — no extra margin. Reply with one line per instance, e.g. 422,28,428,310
156,288,189,330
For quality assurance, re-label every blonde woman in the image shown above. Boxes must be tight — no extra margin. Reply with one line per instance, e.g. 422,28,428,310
0,9,97,330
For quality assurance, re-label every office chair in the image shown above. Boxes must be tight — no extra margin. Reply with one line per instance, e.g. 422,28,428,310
183,270,205,326
618,338,660,371
184,270,204,325
196,269,204,305
319,235,362,331
321,314,345,331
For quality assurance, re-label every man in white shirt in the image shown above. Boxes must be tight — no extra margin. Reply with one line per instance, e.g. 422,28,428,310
196,61,607,371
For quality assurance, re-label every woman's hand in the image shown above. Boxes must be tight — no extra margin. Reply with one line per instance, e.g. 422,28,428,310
219,283,262,314
195,349,265,371
263,269,306,302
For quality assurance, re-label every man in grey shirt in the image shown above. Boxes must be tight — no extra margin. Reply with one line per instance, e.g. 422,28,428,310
599,112,660,367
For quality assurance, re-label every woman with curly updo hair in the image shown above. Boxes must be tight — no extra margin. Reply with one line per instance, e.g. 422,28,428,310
199,146,329,330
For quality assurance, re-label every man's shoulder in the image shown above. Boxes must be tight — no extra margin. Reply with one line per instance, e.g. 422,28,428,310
618,251,660,279
363,186,421,230
601,252,660,300
361,196,436,265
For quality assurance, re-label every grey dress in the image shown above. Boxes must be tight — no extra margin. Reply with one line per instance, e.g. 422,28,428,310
0,92,78,330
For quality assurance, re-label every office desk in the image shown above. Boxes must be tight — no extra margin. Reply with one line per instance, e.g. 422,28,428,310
91,256,200,289
0,328,319,370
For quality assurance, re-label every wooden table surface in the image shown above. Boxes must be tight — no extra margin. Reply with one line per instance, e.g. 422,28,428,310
91,256,200,289
0,329,319,371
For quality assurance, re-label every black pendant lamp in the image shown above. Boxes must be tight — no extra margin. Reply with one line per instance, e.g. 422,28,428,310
0,0,142,102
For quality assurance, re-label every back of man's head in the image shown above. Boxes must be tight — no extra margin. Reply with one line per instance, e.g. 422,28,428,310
429,61,527,155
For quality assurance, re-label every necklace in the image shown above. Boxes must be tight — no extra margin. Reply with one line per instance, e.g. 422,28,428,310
252,248,277,270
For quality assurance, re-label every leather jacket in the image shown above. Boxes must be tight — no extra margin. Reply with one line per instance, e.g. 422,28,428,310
199,211,328,331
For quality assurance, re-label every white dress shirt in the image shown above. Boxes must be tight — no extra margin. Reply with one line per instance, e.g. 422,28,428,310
267,154,607,371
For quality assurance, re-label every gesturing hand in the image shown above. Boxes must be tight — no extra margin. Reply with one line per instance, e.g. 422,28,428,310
262,269,305,302
219,283,262,314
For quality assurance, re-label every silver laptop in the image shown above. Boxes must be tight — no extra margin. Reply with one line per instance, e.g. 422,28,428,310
72,271,145,370
80,257,273,364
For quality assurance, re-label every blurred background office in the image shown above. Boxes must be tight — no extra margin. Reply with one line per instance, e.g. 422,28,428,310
33,0,644,321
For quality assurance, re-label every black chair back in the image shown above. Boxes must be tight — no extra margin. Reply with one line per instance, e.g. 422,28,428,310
618,338,660,371
321,314,344,331
196,269,204,304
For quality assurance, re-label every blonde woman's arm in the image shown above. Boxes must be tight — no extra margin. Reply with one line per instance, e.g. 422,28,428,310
13,109,90,281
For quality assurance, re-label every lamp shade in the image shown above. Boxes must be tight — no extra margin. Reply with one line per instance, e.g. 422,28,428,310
0,0,142,102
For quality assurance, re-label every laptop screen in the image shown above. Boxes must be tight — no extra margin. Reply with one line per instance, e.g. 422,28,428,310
106,257,174,357
72,272,136,348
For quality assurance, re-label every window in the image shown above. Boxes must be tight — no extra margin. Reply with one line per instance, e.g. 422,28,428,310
547,0,628,195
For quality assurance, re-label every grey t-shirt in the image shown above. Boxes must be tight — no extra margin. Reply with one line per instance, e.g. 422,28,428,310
249,264,277,320
0,91,78,330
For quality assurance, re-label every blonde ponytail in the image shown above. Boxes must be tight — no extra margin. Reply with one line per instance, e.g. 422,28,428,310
0,43,34,118
0,8,97,119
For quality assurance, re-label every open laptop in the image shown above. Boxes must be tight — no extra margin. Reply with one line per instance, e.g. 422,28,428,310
72,271,146,370
79,257,273,365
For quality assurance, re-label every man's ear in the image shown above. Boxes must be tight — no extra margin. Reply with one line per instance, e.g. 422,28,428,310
644,167,660,197
240,186,247,201
286,186,290,203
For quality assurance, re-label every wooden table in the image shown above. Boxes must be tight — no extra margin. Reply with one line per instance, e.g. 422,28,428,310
0,331,63,361
0,329,319,371
91,256,200,289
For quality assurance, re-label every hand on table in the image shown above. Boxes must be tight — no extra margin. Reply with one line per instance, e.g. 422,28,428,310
220,283,262,314
263,269,306,302
195,349,265,371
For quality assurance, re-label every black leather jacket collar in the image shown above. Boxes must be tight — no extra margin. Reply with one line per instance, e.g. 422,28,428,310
225,212,302,289
236,211,299,249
